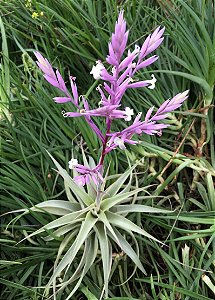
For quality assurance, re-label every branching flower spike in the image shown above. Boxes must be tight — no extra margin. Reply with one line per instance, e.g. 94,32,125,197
35,11,188,197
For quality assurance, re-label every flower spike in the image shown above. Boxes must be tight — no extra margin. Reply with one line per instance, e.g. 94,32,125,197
35,12,187,187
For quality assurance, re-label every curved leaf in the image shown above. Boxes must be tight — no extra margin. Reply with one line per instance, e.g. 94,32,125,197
103,165,136,199
47,211,98,286
94,223,112,298
101,188,143,211
114,204,172,214
31,200,80,215
47,151,94,206
63,234,98,299
106,211,164,245
18,208,89,244
109,227,146,275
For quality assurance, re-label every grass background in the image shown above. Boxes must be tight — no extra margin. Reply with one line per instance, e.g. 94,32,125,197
0,0,214,299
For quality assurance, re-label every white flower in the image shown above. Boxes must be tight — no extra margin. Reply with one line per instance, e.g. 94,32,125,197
124,107,134,121
145,74,157,90
114,137,126,150
134,44,140,53
68,158,78,169
90,61,104,80
111,66,116,74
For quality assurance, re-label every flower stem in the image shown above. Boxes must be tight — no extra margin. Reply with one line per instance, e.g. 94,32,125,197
95,67,119,209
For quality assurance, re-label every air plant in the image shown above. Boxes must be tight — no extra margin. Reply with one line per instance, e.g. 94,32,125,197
14,11,188,299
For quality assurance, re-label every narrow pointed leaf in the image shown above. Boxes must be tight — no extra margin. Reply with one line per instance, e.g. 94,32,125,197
30,200,80,215
18,209,89,244
98,211,121,246
54,230,79,269
109,227,146,274
47,211,98,286
103,165,136,199
64,180,78,203
47,151,94,206
94,223,111,298
101,188,143,211
106,211,164,244
63,235,98,299
43,224,78,241
114,204,172,214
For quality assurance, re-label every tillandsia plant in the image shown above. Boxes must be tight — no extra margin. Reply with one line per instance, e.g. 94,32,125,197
13,11,188,299
34,11,188,206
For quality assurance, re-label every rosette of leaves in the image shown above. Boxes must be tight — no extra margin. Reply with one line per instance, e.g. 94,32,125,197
12,152,171,299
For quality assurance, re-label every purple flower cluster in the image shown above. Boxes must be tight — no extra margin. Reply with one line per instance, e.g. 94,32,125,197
35,11,188,186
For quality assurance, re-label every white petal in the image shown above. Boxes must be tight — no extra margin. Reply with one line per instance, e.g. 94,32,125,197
124,107,134,121
125,107,133,114
119,143,126,150
68,158,78,169
114,137,126,150
146,74,157,90
125,115,131,121
90,62,104,80
134,44,140,53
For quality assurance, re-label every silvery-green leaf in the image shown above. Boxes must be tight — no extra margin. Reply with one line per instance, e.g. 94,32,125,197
109,227,146,274
98,211,121,246
55,230,79,266
103,165,136,199
106,211,164,245
2,201,81,217
47,211,98,286
18,208,89,244
63,236,98,300
114,204,172,214
43,224,79,241
100,188,143,211
94,222,112,298
31,200,80,215
64,180,78,203
88,156,96,169
52,230,79,296
63,236,90,284
47,151,94,206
